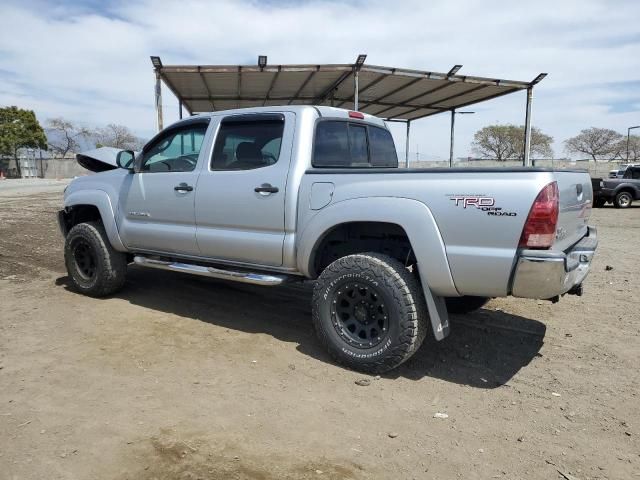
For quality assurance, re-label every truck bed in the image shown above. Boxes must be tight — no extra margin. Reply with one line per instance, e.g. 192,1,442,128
298,167,592,297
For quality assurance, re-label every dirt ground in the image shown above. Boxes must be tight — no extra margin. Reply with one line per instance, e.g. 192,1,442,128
0,180,638,480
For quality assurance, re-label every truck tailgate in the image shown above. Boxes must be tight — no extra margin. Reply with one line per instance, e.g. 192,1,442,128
552,171,593,251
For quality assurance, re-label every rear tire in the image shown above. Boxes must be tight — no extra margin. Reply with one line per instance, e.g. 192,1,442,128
312,253,428,373
64,221,127,297
445,296,490,314
614,191,633,209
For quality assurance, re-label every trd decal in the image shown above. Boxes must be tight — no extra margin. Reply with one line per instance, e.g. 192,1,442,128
448,195,517,217
449,196,495,208
486,209,517,217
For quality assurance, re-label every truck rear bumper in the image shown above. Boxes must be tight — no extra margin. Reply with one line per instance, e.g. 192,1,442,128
511,226,597,300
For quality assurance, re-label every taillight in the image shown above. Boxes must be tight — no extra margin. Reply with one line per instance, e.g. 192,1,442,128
348,111,364,119
519,181,559,249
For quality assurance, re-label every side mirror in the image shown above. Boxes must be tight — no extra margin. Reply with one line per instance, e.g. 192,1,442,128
116,150,135,171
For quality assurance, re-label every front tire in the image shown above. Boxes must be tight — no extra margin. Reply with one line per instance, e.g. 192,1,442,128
64,221,127,297
593,197,606,208
312,253,428,373
614,191,633,209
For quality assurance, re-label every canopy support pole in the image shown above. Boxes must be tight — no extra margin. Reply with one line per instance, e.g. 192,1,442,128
523,86,533,166
405,120,411,168
354,68,359,111
449,109,456,168
155,71,163,132
178,100,183,119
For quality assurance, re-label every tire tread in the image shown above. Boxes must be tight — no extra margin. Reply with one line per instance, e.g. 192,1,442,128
64,221,127,297
312,252,428,373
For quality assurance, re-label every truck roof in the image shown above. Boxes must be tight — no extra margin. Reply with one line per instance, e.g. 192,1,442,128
178,105,388,129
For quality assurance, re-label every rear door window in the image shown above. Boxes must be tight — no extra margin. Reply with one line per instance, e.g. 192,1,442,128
313,120,397,168
211,116,284,171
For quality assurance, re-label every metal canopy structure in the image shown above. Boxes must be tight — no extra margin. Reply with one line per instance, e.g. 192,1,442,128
150,55,546,166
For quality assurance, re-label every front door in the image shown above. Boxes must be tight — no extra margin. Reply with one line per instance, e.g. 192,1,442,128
195,112,295,266
118,120,210,256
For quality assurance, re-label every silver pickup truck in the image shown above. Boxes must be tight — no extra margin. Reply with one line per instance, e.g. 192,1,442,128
59,106,597,373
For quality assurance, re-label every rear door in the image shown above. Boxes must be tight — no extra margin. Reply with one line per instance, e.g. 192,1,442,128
194,112,295,266
117,120,209,255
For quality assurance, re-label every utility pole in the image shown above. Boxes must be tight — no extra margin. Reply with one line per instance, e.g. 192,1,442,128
627,125,640,162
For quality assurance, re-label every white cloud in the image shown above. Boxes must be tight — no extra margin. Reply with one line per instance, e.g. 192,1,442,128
0,0,638,158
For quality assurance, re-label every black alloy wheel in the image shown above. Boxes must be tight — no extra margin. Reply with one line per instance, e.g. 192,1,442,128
72,239,97,281
64,221,127,297
331,281,390,349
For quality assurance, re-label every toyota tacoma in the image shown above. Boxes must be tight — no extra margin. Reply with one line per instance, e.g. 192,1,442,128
58,106,598,373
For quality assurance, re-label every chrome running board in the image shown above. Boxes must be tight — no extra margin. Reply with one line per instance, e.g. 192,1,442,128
133,256,291,286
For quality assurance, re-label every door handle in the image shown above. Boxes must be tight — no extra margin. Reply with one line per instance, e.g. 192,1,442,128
174,183,193,192
254,184,279,195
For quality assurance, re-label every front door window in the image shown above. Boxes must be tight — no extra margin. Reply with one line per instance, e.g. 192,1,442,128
141,124,208,173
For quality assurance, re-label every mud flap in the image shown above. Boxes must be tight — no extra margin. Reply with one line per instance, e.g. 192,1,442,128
423,288,450,341
57,209,69,237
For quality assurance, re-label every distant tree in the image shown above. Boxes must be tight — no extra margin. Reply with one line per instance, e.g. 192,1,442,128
523,127,554,159
564,127,624,161
472,124,553,161
0,106,47,177
472,125,516,161
95,124,144,151
620,135,640,162
46,118,91,157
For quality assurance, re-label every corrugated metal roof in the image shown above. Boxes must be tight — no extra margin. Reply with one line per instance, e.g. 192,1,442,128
153,58,544,121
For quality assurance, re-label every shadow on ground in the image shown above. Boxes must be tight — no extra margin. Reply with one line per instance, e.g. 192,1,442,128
595,204,640,209
57,266,545,389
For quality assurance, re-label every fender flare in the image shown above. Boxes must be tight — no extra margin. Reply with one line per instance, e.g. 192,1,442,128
297,197,457,295
296,197,457,340
613,184,638,198
64,189,127,252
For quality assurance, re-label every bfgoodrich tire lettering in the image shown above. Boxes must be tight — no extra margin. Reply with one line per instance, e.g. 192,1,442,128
64,221,127,297
312,253,428,373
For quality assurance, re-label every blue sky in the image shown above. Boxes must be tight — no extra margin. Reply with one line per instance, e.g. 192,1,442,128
1,0,639,160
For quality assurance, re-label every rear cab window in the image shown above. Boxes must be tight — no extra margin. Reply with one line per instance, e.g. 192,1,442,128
313,120,398,168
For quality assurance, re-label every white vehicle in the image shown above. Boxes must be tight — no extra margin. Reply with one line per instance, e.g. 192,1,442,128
609,164,640,178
